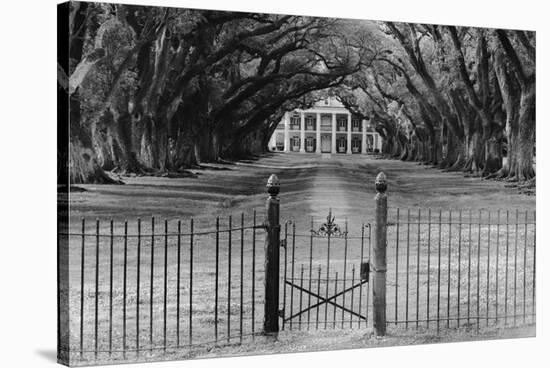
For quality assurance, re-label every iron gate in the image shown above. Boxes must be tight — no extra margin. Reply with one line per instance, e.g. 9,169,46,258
280,210,373,330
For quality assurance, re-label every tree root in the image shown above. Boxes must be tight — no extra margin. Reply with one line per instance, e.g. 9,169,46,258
518,177,536,189
437,159,451,170
90,166,124,184
517,178,536,196
483,167,508,180
111,153,152,176
162,170,199,179
443,155,466,172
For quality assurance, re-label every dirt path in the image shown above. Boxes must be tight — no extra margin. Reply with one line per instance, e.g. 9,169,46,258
308,161,353,220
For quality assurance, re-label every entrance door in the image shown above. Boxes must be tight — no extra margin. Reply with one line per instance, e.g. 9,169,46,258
306,137,315,152
337,137,347,153
292,137,300,151
352,137,361,153
321,134,331,153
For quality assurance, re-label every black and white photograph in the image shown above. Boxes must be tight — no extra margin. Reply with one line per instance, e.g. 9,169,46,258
2,0,546,367
55,1,538,366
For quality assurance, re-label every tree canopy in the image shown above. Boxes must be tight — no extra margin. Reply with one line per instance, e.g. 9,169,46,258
58,2,535,185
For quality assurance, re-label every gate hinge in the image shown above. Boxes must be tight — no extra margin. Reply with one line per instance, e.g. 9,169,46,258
280,239,287,248
278,308,285,318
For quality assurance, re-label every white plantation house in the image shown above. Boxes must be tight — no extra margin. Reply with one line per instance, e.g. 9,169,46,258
268,97,383,154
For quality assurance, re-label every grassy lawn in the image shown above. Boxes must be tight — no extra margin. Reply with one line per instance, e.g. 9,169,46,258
64,152,535,225
60,153,536,365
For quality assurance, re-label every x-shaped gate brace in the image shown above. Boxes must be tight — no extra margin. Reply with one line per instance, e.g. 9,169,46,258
283,279,369,323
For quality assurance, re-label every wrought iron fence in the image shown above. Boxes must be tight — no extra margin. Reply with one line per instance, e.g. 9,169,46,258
58,212,265,364
57,196,536,365
385,208,536,331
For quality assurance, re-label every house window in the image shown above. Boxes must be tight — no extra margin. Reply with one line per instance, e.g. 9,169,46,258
306,116,315,130
352,119,361,131
290,116,300,128
321,116,331,130
338,118,347,131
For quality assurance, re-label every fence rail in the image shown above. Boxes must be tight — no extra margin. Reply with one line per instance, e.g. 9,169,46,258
386,208,536,331
59,212,265,364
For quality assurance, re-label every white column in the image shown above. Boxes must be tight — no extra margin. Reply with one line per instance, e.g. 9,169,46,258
300,111,305,153
361,119,367,154
346,113,352,154
331,113,337,153
315,111,321,153
283,112,290,152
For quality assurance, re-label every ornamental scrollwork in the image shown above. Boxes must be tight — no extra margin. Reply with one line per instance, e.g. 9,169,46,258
311,209,348,237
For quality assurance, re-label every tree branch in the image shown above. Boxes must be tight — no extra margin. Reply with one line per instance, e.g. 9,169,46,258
496,29,527,87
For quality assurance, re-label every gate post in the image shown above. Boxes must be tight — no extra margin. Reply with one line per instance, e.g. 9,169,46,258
373,172,388,336
264,174,280,336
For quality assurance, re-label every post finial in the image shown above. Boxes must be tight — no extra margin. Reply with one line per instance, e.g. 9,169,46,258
375,172,387,193
266,174,280,197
